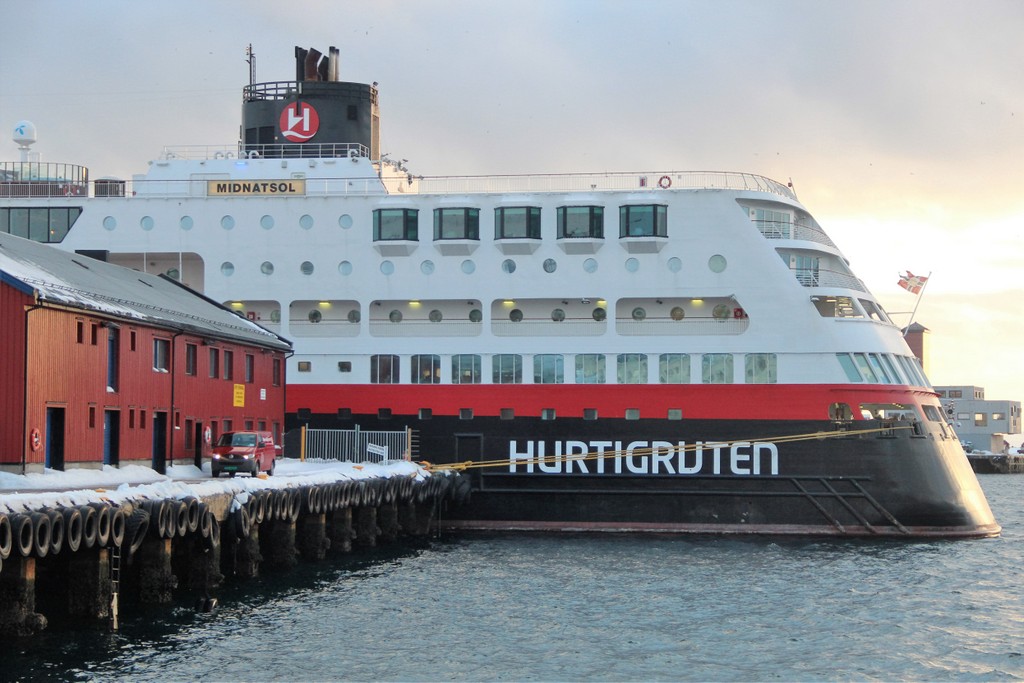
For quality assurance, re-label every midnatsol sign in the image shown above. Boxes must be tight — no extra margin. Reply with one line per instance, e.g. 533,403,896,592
208,180,306,196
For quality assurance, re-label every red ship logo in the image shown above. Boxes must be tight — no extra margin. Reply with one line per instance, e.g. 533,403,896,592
279,102,319,143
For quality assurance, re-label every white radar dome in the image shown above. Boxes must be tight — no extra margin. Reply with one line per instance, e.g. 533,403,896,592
13,120,37,146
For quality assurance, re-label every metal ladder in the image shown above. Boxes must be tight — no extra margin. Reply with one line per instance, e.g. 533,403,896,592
109,545,121,631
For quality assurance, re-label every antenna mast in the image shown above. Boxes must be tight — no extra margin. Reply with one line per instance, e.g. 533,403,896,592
246,44,256,87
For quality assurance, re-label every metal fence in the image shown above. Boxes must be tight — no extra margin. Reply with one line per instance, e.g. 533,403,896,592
302,426,413,463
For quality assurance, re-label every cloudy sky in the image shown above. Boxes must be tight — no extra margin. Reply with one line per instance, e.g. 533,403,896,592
2,0,1022,407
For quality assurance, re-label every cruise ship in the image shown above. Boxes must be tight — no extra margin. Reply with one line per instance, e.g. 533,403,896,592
1,45,998,537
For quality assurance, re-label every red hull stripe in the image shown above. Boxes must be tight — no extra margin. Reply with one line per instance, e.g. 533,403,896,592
287,383,937,421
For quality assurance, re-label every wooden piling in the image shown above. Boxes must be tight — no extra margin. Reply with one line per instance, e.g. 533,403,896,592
0,556,48,636
297,513,330,560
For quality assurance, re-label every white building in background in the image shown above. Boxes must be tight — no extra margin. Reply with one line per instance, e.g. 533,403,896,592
935,385,1022,452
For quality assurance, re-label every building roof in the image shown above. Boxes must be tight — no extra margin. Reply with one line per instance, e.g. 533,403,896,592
0,233,291,352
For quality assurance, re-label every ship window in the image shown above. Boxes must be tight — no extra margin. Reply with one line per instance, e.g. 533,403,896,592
389,310,403,323
836,353,862,382
337,408,352,419
557,206,604,238
300,261,314,275
551,308,565,322
261,261,275,275
701,354,734,384
469,309,483,323
495,206,541,239
493,354,522,384
543,258,557,273
829,402,854,420
541,408,556,421
617,354,648,384
500,408,515,420
418,408,432,420
428,309,443,322
575,354,606,384
625,409,641,421
744,353,777,384
221,262,235,276
868,354,893,383
411,354,441,384
260,215,274,230
337,361,351,372
793,255,819,286
370,354,400,384
853,353,878,382
347,309,360,323
434,208,480,240
534,354,564,384
619,205,667,238
659,353,690,383
502,259,516,274
509,309,524,322
459,408,473,420
667,409,683,420
592,307,607,321
859,299,890,323
583,408,598,420
373,208,418,241
1,207,81,243
751,208,792,239
378,408,392,420
452,354,481,384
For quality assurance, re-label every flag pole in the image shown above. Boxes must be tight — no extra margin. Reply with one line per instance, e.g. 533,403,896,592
905,270,932,330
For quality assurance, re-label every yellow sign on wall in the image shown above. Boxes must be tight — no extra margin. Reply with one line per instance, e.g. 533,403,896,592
233,384,245,407
207,180,306,196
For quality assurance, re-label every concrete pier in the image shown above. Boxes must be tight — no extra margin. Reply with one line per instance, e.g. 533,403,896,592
0,556,47,636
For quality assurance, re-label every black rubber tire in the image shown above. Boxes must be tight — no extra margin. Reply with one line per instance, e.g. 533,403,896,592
287,489,301,522
233,506,251,539
108,507,126,548
47,509,65,556
90,504,111,548
63,507,82,553
173,500,188,538
183,497,200,534
29,511,51,559
11,513,34,557
268,459,275,476
79,505,98,549
124,508,150,555
0,512,12,560
199,507,213,539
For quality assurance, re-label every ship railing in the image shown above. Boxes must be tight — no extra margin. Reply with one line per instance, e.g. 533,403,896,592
158,143,370,161
795,268,868,292
303,427,411,463
614,317,750,336
384,170,798,199
752,219,837,248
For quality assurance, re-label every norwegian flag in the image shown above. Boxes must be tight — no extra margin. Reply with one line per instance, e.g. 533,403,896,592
898,271,928,295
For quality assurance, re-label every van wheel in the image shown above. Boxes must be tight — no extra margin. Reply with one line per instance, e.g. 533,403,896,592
268,459,275,477
228,472,235,478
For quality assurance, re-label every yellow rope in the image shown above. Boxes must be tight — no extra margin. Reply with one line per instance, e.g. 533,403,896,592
423,424,913,472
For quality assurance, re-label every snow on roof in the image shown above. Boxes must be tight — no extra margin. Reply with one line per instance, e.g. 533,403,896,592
0,233,290,351
0,458,432,514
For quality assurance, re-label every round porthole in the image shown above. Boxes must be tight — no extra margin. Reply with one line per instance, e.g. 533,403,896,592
260,215,274,230
165,268,180,280
461,260,476,274
389,309,403,323
220,262,235,276
308,309,322,323
543,258,557,273
668,257,682,273
339,214,353,229
509,309,524,322
300,214,314,230
260,261,275,275
671,306,685,321
632,307,646,321
300,261,314,275
339,261,353,276
708,254,727,273
381,261,395,275
421,260,435,275
180,216,194,231
429,309,443,323
221,215,235,230
583,258,598,273
502,259,516,274
103,216,117,231
713,303,731,319
140,216,154,231
469,309,482,322
551,308,566,322
592,307,607,321
625,258,639,273
347,309,360,323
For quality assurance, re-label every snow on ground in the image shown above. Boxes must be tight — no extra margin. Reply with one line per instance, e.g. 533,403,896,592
0,458,431,514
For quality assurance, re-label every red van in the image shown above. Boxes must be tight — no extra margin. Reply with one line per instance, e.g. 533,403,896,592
211,431,279,477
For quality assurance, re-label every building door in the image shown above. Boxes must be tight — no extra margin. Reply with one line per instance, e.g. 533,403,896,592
103,410,120,466
45,407,66,470
194,421,204,469
152,411,168,473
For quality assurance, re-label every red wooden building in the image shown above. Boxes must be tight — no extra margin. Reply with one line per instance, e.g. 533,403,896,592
0,233,291,474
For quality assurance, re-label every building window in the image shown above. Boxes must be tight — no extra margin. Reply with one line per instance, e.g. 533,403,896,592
493,354,522,384
107,327,120,392
993,412,1006,421
434,208,479,240
575,354,606,384
495,207,541,239
140,409,147,429
89,406,96,428
209,348,219,378
185,343,197,376
153,339,170,372
617,354,648,384
949,390,963,398
702,354,734,384
745,353,777,384
619,205,667,238
371,354,400,383
90,323,98,345
557,206,604,239
659,353,690,384
273,358,282,386
76,320,84,344
373,208,418,241
411,354,441,384
975,413,988,427
223,419,233,432
128,409,135,429
452,354,481,384
130,330,136,351
223,350,234,380
245,353,255,383
534,354,564,384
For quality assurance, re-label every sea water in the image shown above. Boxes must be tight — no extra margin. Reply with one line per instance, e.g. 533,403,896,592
4,475,1023,681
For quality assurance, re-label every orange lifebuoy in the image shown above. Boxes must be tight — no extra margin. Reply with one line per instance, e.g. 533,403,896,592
658,175,672,189
204,426,212,445
30,428,41,451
